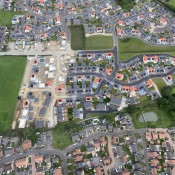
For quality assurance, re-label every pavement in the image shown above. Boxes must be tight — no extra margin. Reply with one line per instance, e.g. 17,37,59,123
103,137,116,175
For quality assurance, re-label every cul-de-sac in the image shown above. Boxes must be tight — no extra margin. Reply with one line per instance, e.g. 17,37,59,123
2,0,175,174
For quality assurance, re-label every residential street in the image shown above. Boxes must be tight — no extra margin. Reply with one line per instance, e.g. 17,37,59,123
0,128,148,174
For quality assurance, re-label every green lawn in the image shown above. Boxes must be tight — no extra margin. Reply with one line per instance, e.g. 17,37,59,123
153,78,166,91
0,56,26,133
51,0,56,4
166,0,175,7
118,38,175,61
114,0,136,10
172,87,175,94
131,107,173,129
0,10,25,27
69,25,113,50
69,25,86,50
52,124,73,150
85,35,113,50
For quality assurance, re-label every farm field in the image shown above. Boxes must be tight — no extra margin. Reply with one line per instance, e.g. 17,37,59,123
0,56,26,133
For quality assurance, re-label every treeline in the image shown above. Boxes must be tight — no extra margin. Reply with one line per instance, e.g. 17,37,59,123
2,127,47,145
114,0,135,10
126,85,175,119
155,0,175,13
120,37,131,42
156,86,175,119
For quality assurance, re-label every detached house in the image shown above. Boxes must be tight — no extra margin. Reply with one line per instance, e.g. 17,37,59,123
143,55,159,64
15,157,28,168
118,20,125,26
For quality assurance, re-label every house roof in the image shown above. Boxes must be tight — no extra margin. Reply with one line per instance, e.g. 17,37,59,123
122,170,130,175
103,157,110,165
148,152,158,158
54,168,62,175
72,149,81,156
118,20,124,25
34,155,43,163
93,77,101,83
74,155,83,162
129,86,136,92
161,18,167,25
3,163,12,172
94,140,100,148
22,140,32,150
146,79,153,87
95,166,102,175
146,131,152,140
110,97,122,106
159,132,166,139
106,68,112,75
152,131,158,140
15,157,28,168
166,159,175,165
116,73,123,80
151,159,159,166
36,172,44,175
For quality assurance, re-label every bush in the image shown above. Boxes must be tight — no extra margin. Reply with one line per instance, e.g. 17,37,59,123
120,38,130,42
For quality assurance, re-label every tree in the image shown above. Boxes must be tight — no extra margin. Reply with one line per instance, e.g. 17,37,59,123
157,97,169,110
161,86,172,98
126,105,138,114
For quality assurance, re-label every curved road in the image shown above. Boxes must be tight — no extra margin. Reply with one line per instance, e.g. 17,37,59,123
0,129,147,174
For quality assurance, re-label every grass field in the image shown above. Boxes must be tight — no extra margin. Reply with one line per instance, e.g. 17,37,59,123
85,35,113,50
153,78,166,91
69,25,113,50
69,25,86,50
167,0,175,7
118,38,175,61
0,10,25,27
0,56,26,133
114,0,136,10
52,124,73,150
131,106,173,128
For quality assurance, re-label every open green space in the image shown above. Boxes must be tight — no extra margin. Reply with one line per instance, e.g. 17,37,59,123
51,0,56,4
52,119,82,150
114,0,136,10
128,85,175,128
153,78,166,92
0,56,26,133
130,106,173,129
52,124,73,150
69,25,86,50
0,10,25,27
85,35,113,50
118,38,175,61
167,0,175,6
164,0,175,10
69,25,113,50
